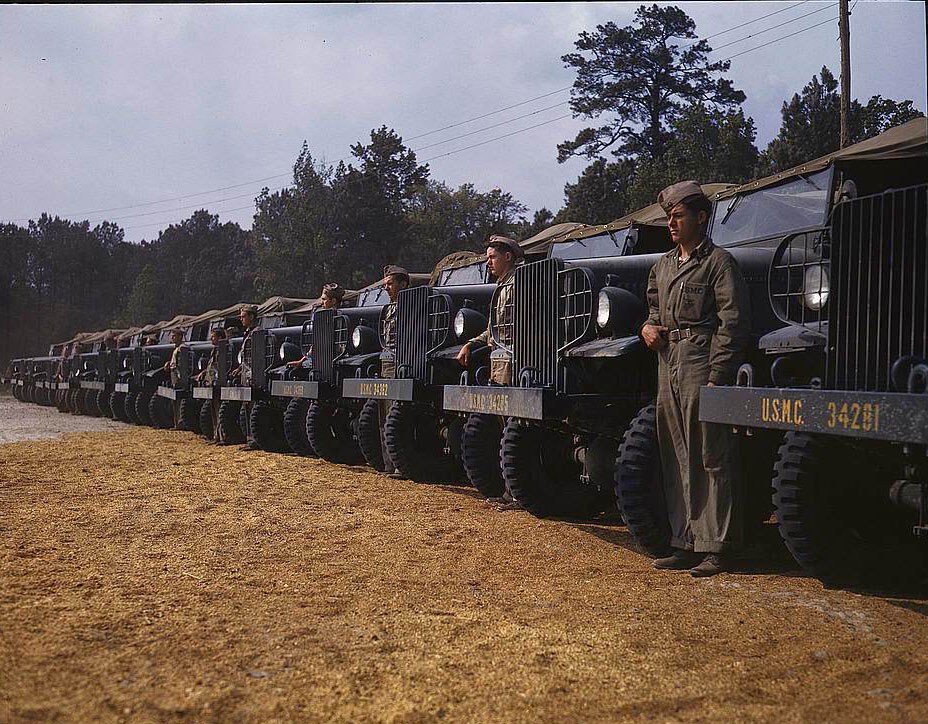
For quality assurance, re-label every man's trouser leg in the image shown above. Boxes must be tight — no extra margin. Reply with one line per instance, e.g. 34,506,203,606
657,351,693,551
378,400,397,473
212,397,224,441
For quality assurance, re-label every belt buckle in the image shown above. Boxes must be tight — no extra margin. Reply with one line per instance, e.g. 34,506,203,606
669,329,683,343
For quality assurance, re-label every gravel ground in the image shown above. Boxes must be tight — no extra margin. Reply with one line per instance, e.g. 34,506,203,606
0,390,130,443
0,394,926,723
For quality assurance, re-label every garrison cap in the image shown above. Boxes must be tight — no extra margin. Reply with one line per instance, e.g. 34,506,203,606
383,265,410,282
487,234,523,259
321,283,345,301
240,304,259,317
657,180,707,214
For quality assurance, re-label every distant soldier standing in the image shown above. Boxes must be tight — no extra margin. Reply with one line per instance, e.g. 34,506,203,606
230,305,260,450
641,181,751,577
379,266,411,476
286,283,346,371
457,235,523,510
381,265,410,349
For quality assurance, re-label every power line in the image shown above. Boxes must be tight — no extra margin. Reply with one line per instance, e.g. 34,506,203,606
404,86,572,142
691,0,810,44
411,100,569,153
122,204,258,233
709,2,838,53
719,14,839,62
421,114,574,163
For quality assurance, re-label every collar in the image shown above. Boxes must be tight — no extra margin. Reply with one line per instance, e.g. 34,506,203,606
674,238,714,263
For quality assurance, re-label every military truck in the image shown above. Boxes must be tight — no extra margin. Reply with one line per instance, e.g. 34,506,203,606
440,188,773,522
208,297,315,449
163,304,250,436
689,118,928,579
268,277,425,465
74,329,126,417
342,229,582,481
110,315,193,426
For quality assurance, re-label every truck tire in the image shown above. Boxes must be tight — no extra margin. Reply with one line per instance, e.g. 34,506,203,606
283,398,314,456
502,418,612,519
95,389,112,418
148,393,173,429
75,388,93,416
239,403,250,441
110,391,129,422
135,389,154,426
219,400,245,443
357,399,386,471
461,413,505,498
56,388,70,413
69,388,82,415
250,400,289,452
306,401,362,464
122,391,139,424
383,402,458,482
199,399,215,440
771,432,917,583
614,404,672,557
179,398,202,433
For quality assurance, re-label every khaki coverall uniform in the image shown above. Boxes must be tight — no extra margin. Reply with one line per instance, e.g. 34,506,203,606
645,239,751,553
468,268,515,385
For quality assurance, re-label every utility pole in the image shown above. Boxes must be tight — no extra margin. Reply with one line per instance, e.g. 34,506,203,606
839,0,851,148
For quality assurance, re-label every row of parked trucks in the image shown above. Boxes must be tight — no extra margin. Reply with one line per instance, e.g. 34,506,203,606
5,118,927,583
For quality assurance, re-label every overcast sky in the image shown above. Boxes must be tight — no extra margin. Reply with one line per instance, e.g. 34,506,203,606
1,1,925,242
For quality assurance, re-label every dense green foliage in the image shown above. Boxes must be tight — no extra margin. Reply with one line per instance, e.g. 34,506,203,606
2,5,922,368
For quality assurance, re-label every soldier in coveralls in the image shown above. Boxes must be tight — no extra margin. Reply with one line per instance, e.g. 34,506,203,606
456,235,523,511
641,181,751,577
230,304,260,450
380,266,410,476
286,283,346,371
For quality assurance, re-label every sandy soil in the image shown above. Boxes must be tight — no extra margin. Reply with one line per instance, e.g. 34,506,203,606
0,391,130,443
0,403,926,723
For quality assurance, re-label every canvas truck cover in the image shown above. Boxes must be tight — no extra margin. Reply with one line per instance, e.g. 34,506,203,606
714,118,927,201
430,224,590,282
536,185,734,245
256,296,318,318
117,326,145,342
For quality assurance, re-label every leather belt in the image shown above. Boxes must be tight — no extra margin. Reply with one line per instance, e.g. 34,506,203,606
667,326,713,343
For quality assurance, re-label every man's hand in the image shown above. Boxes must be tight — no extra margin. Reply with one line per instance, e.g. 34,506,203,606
641,323,669,351
456,343,471,367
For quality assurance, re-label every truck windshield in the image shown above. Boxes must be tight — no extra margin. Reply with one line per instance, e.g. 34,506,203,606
357,286,389,307
710,168,833,246
550,232,623,260
437,261,488,285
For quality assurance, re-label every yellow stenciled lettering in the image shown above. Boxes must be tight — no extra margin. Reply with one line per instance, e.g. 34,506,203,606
762,397,770,422
794,399,803,425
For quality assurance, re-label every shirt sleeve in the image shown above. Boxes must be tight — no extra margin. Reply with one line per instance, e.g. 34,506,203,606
643,262,661,331
708,259,752,385
467,328,490,348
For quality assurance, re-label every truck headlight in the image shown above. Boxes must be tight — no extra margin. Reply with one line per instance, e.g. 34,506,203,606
803,265,829,310
237,348,244,365
279,341,301,363
596,286,645,335
596,291,611,329
453,307,488,342
351,325,377,354
453,310,466,338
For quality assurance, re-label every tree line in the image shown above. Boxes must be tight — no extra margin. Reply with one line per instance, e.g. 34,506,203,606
1,4,921,368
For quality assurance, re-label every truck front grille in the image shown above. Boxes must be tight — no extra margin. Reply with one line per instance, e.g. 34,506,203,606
827,184,928,391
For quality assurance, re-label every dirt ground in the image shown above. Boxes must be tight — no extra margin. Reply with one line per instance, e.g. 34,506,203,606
0,397,926,724
0,390,130,443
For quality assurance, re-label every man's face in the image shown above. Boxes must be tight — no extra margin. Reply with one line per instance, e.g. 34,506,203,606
321,294,338,310
210,332,222,346
667,203,707,246
240,311,255,328
486,246,515,280
384,275,408,302
171,332,183,345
